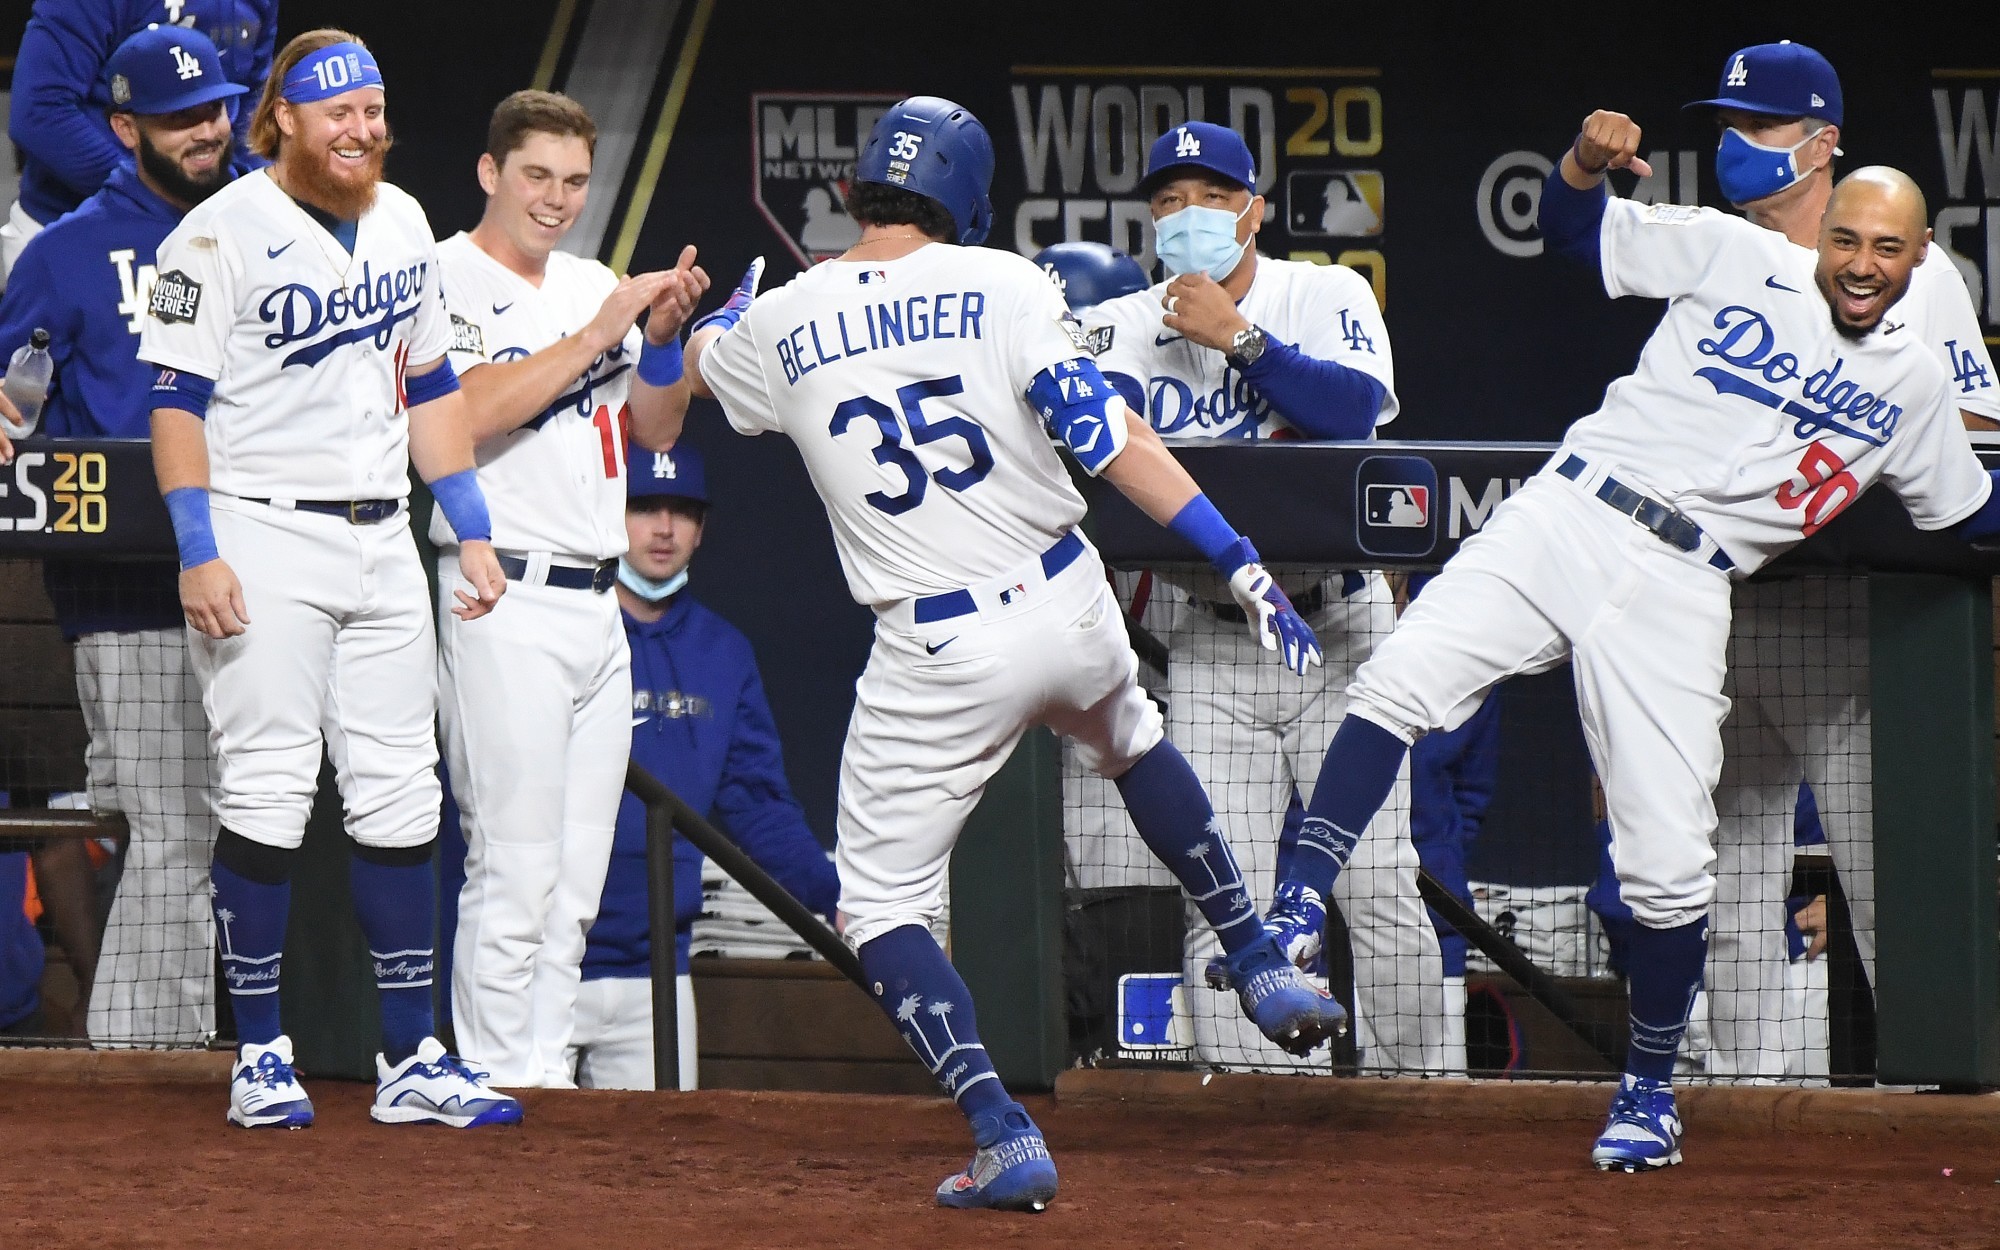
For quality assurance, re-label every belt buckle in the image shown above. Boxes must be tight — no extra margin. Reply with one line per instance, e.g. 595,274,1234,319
348,500,367,525
592,560,617,593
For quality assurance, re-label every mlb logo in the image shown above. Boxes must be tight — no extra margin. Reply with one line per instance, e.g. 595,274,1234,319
1117,973,1189,1054
858,269,888,285
998,583,1028,606
1365,484,1428,528
1356,454,1438,558
1287,170,1384,238
750,92,904,266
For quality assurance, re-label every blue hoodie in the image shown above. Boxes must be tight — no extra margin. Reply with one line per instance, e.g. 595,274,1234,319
0,161,194,637
9,0,275,225
584,593,840,979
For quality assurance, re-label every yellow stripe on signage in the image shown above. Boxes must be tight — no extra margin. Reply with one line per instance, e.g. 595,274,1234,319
609,0,715,274
531,0,581,92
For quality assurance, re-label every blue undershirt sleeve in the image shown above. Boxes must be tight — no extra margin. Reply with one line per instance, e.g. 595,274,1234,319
1537,166,1609,269
1240,341,1385,439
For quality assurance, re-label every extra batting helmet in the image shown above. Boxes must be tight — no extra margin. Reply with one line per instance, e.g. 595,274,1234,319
1033,242,1149,313
856,96,995,245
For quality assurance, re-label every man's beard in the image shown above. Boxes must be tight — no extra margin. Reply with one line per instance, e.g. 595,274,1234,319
137,128,233,207
278,131,391,220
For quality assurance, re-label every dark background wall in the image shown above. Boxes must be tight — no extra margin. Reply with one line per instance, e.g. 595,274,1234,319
18,0,1994,844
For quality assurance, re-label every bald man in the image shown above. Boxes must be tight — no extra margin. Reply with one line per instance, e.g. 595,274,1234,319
1684,43,2000,1084
1267,133,2000,1174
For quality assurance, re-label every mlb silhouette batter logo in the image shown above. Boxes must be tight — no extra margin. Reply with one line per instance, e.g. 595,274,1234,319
1356,454,1438,558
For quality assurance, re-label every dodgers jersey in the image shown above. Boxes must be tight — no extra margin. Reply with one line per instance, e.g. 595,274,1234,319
138,169,453,500
1562,198,1988,574
1087,255,1396,439
698,244,1090,607
430,233,638,558
1868,247,1998,423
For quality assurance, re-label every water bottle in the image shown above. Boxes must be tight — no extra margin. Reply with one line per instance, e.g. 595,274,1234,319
2,329,53,439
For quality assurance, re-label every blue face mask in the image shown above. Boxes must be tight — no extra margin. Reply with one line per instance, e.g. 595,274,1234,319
617,559,688,602
1154,201,1252,280
1714,127,1819,206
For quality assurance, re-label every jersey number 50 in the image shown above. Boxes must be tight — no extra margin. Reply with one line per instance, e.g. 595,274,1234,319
830,375,994,515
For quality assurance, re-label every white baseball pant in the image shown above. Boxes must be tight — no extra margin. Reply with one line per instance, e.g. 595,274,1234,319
189,500,441,852
443,565,631,1087
0,200,41,291
838,541,1162,950
1171,576,1451,1075
74,628,219,1045
1345,468,1732,932
567,972,697,1091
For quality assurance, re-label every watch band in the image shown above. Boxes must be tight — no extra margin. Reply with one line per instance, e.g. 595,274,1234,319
1227,325,1269,368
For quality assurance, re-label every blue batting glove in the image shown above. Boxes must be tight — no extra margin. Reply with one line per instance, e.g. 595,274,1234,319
1227,561,1324,676
689,256,766,337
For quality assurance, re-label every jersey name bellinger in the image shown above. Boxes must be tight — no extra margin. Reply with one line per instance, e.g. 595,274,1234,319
258,259,430,369
776,289,987,386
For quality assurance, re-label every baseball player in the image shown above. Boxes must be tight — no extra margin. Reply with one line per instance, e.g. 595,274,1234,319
569,441,840,1091
1084,121,1451,1074
685,96,1344,1211
1681,41,2000,1081
5,0,277,286
139,29,518,1129
1263,102,2000,1170
0,26,246,1046
434,89,706,1090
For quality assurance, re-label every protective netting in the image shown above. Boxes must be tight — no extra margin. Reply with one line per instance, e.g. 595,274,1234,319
1062,569,1879,1083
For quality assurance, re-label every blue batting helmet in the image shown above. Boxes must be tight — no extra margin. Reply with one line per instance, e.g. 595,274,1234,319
855,96,995,245
1033,242,1150,312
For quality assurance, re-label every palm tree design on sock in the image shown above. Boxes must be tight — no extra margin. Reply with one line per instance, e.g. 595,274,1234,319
894,993,943,1070
926,999,960,1053
216,907,236,959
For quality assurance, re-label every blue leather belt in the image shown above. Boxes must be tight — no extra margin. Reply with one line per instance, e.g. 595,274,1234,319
242,497,400,524
913,531,1086,624
497,554,618,593
1556,455,1733,572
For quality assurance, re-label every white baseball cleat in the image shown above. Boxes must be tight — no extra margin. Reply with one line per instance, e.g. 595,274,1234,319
371,1037,525,1128
227,1035,314,1129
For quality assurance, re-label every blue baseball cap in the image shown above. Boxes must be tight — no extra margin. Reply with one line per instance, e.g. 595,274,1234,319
1685,40,1843,128
627,442,707,505
1139,122,1256,197
106,26,248,116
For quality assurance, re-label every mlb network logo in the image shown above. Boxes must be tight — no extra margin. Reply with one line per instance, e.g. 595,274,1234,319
1356,455,1438,558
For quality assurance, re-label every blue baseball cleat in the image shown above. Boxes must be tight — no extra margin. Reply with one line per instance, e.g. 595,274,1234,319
1265,881,1327,969
371,1037,524,1128
935,1102,1059,1212
1591,1075,1684,1172
227,1035,314,1129
1206,932,1347,1056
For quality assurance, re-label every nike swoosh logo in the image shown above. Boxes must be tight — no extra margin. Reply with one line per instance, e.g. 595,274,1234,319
1764,275,1799,293
924,637,958,655
267,241,295,258
493,302,514,315
1155,333,1183,346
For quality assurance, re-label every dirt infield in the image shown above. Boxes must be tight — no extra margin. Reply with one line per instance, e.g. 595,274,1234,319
5,1078,1999,1249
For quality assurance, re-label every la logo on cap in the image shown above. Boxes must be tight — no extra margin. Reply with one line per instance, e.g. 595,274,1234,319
653,451,678,479
171,45,203,80
1175,127,1201,158
1726,54,1748,86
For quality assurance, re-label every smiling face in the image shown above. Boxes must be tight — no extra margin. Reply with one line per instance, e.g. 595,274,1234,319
477,131,591,263
114,100,235,209
1815,168,1929,339
274,84,389,219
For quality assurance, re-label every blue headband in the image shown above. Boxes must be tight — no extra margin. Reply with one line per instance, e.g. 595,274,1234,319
281,42,383,104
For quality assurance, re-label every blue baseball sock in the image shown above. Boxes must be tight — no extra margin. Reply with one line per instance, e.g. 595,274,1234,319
1624,915,1709,1083
1115,739,1262,956
1292,716,1409,898
859,924,1009,1119
211,829,293,1049
349,841,438,1065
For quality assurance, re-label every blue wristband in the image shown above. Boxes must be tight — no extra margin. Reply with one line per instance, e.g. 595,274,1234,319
164,486,220,569
428,468,492,543
638,338,684,386
1168,494,1254,575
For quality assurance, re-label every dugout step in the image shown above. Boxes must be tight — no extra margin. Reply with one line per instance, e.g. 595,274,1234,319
690,956,939,1096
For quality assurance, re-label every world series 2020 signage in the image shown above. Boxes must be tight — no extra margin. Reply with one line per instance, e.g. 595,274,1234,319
0,440,173,556
999,65,1388,309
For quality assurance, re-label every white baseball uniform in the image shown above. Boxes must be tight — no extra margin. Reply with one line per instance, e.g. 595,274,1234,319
138,168,454,853
1346,201,1985,949
1702,246,2000,1079
432,233,638,1087
1087,257,1451,1075
697,243,1168,952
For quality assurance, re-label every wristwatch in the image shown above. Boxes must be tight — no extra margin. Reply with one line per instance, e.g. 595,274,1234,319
1226,324,1270,369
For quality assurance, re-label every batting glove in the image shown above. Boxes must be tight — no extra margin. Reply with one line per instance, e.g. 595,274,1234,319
689,256,766,337
1227,560,1323,676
